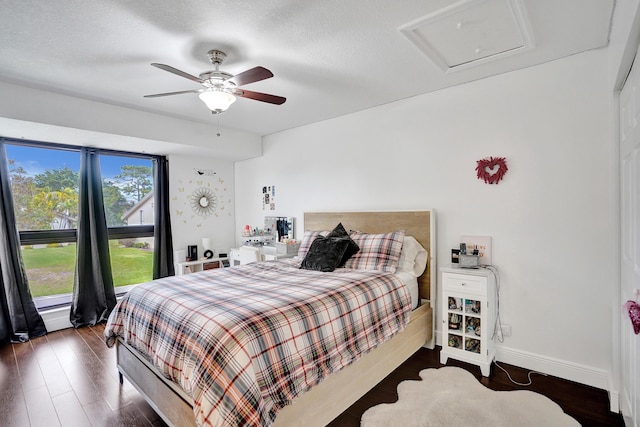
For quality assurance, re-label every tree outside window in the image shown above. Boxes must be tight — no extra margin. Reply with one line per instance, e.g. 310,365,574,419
6,143,155,308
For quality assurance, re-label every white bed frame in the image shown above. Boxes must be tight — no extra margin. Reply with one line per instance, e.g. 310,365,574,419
115,210,436,427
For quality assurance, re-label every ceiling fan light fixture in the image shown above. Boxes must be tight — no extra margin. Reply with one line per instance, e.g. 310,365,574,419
199,90,236,113
146,50,285,111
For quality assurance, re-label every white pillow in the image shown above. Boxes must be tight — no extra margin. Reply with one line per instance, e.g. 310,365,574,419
397,236,428,277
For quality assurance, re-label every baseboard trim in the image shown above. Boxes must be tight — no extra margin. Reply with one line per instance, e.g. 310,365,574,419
495,345,609,388
436,331,619,412
495,346,617,412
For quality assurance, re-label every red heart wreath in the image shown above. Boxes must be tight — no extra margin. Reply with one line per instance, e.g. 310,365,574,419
624,300,640,335
476,156,508,185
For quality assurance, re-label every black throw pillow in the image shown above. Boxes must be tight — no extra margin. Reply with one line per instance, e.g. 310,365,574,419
300,235,350,272
326,223,360,267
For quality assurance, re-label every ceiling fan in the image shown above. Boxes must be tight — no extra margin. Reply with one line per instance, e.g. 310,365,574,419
144,49,286,114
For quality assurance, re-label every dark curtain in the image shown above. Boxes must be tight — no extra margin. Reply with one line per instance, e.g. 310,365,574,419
70,148,115,327
152,156,174,279
0,142,47,343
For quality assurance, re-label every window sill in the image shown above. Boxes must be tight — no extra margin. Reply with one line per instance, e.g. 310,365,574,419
34,293,72,311
37,284,139,333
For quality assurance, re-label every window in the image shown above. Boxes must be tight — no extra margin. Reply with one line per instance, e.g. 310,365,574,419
6,141,156,309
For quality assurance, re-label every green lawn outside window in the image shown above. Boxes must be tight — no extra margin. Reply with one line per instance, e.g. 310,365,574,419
22,241,153,297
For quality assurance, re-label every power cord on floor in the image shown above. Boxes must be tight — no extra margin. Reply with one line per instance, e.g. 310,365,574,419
494,360,548,386
480,266,547,386
481,265,504,343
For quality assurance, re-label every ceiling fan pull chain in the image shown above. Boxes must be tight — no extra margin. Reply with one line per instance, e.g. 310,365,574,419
216,116,221,137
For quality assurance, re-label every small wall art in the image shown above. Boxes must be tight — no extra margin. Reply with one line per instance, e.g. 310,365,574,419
476,156,508,184
193,168,217,177
262,185,276,210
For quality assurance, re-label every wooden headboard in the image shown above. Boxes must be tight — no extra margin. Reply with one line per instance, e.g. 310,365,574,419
304,210,435,304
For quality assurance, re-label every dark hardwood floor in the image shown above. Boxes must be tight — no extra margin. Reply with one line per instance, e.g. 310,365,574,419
330,348,625,427
0,324,624,427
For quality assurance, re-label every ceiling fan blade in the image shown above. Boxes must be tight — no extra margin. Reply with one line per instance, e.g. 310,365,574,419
227,66,274,87
151,63,205,84
144,89,202,98
235,89,286,105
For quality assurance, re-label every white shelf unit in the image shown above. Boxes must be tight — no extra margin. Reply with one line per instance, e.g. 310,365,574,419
440,266,497,376
174,258,228,276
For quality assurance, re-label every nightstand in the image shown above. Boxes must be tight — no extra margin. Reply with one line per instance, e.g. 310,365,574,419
440,266,497,376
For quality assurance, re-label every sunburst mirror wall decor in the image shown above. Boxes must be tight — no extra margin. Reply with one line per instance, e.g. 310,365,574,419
190,187,218,217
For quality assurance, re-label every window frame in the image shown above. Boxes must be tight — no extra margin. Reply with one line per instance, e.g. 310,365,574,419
4,137,158,310
19,226,154,245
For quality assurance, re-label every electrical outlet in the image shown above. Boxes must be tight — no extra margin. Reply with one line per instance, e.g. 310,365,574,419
500,324,512,337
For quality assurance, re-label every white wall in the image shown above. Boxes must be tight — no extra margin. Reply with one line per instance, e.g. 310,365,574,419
169,154,236,260
235,50,616,391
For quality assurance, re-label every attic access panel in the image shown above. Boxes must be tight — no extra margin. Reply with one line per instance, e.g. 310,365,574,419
400,0,534,73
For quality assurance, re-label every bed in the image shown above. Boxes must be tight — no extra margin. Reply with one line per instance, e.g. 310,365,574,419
105,210,436,427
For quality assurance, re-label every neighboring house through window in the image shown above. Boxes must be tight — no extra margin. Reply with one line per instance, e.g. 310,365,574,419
122,191,155,249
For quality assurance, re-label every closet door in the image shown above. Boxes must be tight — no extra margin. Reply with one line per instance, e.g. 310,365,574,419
620,49,640,425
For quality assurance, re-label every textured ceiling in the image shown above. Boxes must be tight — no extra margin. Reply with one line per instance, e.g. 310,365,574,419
0,0,614,137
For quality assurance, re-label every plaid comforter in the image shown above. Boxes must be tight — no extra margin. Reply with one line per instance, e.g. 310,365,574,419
104,259,411,427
